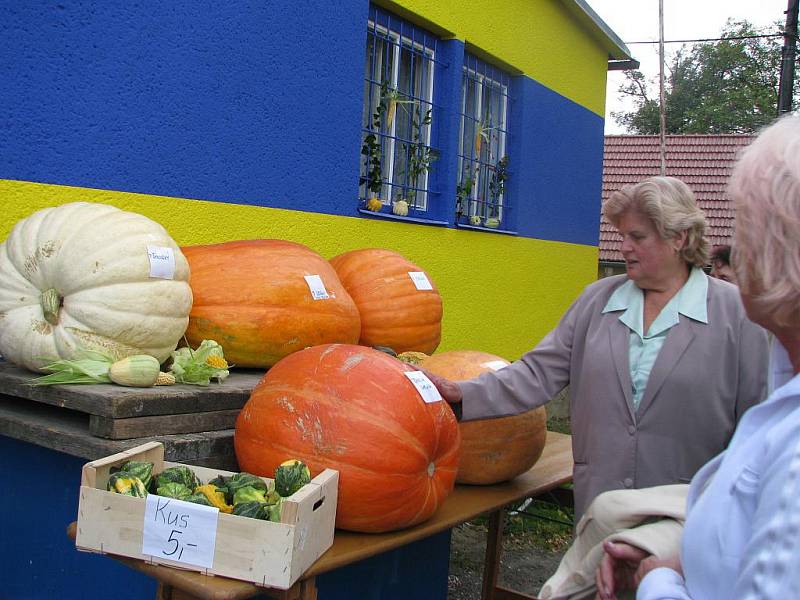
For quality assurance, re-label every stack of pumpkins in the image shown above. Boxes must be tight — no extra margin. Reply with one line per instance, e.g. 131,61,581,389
183,240,462,532
0,202,546,534
189,242,546,533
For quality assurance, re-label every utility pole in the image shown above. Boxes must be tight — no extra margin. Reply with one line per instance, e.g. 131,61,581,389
658,0,666,175
777,0,799,114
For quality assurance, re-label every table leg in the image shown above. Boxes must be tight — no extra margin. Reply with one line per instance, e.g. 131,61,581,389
156,583,202,600
156,583,172,600
481,508,505,600
298,577,318,600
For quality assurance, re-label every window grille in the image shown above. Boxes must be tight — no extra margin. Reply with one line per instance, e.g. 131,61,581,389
457,54,511,229
361,6,438,214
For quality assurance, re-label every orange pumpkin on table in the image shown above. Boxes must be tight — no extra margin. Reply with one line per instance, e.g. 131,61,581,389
235,343,460,533
182,240,360,368
422,350,547,485
329,248,442,355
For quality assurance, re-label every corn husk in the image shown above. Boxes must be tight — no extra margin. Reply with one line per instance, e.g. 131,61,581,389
33,350,164,388
32,350,114,385
169,340,230,386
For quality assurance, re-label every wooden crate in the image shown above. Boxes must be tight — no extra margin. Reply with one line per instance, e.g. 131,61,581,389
75,442,338,589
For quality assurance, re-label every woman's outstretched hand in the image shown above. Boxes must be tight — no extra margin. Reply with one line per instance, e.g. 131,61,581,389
419,369,463,404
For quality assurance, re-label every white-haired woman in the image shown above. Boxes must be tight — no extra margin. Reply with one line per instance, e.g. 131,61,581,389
430,175,769,521
596,114,800,599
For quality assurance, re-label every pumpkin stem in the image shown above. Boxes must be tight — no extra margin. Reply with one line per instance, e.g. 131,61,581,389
41,288,62,325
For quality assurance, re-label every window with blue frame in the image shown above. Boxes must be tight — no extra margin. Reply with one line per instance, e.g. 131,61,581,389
456,54,511,230
361,7,439,217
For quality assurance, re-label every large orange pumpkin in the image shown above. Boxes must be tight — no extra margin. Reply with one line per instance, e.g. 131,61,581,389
235,344,460,533
182,240,360,368
422,350,547,485
329,248,442,354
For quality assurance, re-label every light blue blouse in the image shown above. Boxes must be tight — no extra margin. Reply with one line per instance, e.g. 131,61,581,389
602,268,709,410
637,347,800,599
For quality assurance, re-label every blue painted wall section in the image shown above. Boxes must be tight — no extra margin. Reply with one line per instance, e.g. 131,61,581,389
511,77,605,246
1,2,602,246
426,38,465,225
0,436,158,599
0,1,367,214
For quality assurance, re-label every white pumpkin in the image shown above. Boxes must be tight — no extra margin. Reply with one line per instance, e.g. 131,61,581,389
0,202,193,372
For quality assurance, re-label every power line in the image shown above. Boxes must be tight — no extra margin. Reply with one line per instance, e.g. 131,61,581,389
627,33,790,45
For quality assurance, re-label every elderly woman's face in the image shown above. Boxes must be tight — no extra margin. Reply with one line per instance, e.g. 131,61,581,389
617,209,685,287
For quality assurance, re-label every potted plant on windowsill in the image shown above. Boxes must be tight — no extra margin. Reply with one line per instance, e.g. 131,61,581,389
484,155,509,229
456,174,478,226
361,126,384,211
360,82,398,212
395,103,437,216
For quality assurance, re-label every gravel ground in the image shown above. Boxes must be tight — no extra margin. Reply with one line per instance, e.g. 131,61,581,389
447,520,568,600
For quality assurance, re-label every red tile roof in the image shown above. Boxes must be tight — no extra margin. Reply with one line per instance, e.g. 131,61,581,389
600,134,755,262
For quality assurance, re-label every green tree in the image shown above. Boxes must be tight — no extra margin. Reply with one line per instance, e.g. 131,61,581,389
614,20,799,134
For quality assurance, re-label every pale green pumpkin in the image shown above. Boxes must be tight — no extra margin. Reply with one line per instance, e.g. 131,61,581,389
0,202,192,373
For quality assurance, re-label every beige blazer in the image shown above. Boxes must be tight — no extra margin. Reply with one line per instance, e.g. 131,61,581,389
459,274,769,520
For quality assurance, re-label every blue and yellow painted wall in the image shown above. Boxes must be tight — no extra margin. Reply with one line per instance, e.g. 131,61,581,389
1,0,614,361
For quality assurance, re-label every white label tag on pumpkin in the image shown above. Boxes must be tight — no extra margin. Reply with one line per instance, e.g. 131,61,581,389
408,271,433,291
142,494,219,569
304,275,330,300
404,371,442,403
147,246,176,280
481,360,509,371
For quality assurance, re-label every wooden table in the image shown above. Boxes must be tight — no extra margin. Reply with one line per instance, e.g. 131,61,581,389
68,431,573,600
0,360,263,470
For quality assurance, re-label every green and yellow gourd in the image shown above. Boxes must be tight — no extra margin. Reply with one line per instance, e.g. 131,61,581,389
102,459,301,522
274,460,311,497
194,484,233,513
107,473,147,497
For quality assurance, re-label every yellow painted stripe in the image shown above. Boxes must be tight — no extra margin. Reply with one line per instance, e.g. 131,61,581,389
1,179,598,360
387,0,609,116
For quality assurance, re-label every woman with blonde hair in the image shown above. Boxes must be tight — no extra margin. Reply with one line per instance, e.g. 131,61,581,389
596,114,800,599
429,173,769,521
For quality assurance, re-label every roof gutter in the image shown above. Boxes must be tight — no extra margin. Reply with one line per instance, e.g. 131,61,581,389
560,0,640,71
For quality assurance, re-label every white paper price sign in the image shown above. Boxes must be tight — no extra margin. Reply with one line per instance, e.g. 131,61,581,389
142,495,219,569
147,246,176,280
404,371,442,403
408,271,433,291
481,360,509,371
304,274,330,300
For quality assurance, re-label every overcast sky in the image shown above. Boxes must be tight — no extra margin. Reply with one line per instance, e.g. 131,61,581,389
587,0,791,133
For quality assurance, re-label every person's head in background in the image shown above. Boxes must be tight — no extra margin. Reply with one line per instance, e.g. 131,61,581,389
710,245,736,284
